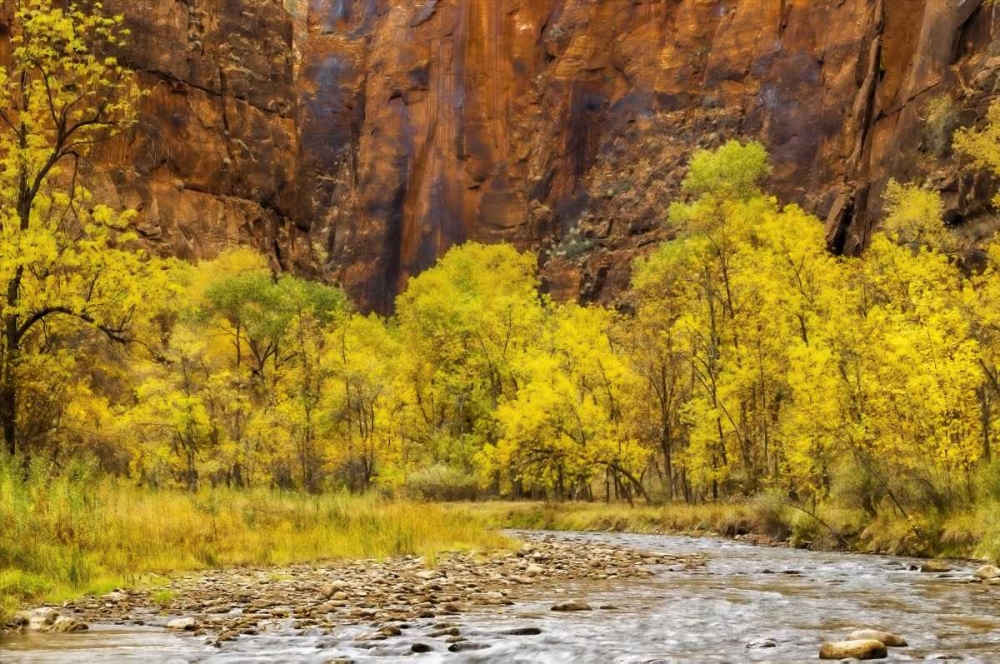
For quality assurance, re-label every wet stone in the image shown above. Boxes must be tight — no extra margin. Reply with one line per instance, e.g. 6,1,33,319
431,626,460,637
848,629,908,647
448,642,489,652
819,640,889,660
551,601,592,612
166,617,199,631
504,626,542,636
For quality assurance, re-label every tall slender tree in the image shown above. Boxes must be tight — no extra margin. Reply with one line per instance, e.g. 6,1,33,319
0,0,146,455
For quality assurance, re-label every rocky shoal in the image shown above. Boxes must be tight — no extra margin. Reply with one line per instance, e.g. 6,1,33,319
9,533,705,651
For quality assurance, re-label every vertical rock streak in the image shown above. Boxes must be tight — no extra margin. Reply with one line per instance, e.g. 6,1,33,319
4,0,996,310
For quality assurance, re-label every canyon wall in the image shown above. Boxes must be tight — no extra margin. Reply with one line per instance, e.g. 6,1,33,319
295,0,1000,308
15,1,1000,310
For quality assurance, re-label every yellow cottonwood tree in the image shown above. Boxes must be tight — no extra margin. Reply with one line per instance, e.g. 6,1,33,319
485,303,649,500
0,0,157,455
322,314,404,490
396,243,545,469
955,100,1000,206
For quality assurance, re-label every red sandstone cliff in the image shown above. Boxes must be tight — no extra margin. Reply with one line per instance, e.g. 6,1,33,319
9,1,1000,310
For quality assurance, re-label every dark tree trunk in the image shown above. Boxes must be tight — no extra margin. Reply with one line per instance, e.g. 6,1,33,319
2,316,19,456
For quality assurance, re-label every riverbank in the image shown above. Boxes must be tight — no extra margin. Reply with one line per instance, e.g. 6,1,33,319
6,530,1000,661
0,465,508,624
4,456,997,629
4,533,700,647
446,500,1000,563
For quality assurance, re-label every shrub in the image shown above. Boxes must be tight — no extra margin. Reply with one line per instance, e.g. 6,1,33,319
924,95,959,157
403,464,480,501
748,491,792,541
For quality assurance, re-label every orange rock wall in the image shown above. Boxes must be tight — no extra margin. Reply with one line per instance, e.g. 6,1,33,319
298,0,1000,309
7,1,999,310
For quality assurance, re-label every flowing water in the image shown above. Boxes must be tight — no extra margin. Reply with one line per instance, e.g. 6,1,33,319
3,531,999,662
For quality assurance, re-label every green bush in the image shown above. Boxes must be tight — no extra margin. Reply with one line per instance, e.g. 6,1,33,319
748,491,792,540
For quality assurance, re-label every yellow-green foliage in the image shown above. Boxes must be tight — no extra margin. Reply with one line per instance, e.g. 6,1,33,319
955,100,1000,206
0,456,509,621
882,180,955,251
0,0,166,458
10,0,1000,590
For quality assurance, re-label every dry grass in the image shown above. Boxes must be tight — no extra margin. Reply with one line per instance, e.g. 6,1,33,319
445,500,771,536
0,457,510,622
446,499,994,562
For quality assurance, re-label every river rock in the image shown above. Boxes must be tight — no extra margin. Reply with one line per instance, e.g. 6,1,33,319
504,627,543,636
848,629,908,647
819,639,889,660
747,638,777,649
411,643,433,653
430,626,460,637
50,616,89,633
16,608,59,631
320,580,348,598
551,601,592,612
167,617,200,631
974,565,1000,581
920,561,953,573
448,642,489,652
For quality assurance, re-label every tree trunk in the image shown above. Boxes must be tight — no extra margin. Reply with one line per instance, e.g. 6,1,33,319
1,319,18,456
660,431,673,501
1,371,15,456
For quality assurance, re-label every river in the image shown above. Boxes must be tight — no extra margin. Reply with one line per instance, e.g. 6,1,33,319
2,531,999,662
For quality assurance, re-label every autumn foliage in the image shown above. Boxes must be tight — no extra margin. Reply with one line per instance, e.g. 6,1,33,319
8,1,1000,535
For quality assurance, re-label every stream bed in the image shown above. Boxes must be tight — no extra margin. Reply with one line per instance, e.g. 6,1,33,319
2,531,999,662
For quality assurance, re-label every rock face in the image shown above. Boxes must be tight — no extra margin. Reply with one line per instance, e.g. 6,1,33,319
5,1,1000,311
298,0,1000,310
